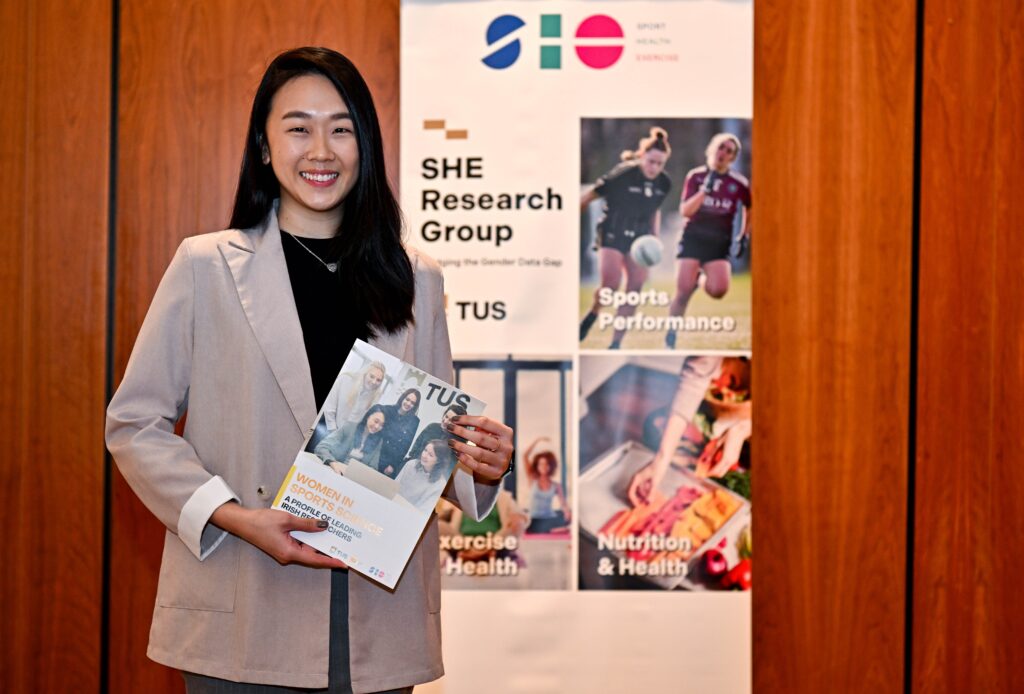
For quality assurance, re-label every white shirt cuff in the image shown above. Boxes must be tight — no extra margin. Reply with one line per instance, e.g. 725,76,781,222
452,466,500,522
177,475,239,560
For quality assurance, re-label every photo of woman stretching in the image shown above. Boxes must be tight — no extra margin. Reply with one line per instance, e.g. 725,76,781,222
579,127,672,349
665,133,751,348
523,437,571,534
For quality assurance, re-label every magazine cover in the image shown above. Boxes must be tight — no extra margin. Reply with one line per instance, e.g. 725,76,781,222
272,339,486,589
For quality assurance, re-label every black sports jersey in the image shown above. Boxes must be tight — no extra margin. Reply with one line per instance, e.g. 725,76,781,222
594,162,672,237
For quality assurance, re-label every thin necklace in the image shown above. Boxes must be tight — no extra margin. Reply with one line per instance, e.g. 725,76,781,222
283,230,338,273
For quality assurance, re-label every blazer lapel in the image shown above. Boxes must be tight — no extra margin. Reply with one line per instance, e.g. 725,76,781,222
220,213,317,435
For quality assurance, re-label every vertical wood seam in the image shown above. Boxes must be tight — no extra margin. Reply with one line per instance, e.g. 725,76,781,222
904,0,926,691
100,0,121,691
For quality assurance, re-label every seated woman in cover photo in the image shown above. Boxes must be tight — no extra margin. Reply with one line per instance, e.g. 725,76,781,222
664,132,751,349
106,47,514,694
406,403,466,464
395,439,458,514
314,404,388,474
578,126,672,349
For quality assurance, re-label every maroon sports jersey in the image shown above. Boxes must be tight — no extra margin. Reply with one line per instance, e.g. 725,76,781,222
682,166,751,237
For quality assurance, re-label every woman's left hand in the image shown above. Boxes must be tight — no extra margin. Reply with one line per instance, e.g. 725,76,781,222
446,415,514,482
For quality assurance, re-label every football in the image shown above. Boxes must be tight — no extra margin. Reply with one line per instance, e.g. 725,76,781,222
629,235,663,267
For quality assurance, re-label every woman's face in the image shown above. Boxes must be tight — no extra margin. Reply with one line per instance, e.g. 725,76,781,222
711,139,738,170
400,392,418,414
364,366,384,391
441,408,459,428
421,443,438,471
640,148,668,180
264,74,360,222
537,455,553,477
366,411,385,434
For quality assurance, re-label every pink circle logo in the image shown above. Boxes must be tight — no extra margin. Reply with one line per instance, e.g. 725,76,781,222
574,15,624,69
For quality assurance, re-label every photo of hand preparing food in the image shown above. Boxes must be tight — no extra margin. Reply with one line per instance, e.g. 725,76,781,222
578,353,752,591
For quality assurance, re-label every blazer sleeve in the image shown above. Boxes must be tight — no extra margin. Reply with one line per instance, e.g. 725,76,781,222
423,262,500,521
105,239,239,561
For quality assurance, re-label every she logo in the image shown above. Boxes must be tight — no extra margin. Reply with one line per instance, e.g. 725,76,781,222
482,14,624,70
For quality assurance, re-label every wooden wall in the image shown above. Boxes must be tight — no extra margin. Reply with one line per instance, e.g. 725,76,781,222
752,0,1024,692
753,0,916,690
913,1,1024,692
3,1,1022,692
0,0,111,691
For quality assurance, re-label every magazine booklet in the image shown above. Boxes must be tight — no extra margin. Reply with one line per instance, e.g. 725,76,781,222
272,339,486,588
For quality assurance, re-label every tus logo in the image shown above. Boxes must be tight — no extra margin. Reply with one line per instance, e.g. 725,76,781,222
483,14,624,70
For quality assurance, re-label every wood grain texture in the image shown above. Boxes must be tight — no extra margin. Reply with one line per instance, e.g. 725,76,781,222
0,0,110,690
109,2,399,691
752,1,915,691
913,2,1024,692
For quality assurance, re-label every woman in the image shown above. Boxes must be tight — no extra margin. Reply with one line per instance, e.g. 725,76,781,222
377,388,421,478
523,437,570,534
323,360,387,430
395,439,457,514
105,47,513,693
664,133,752,349
579,127,672,349
406,403,466,464
315,405,388,473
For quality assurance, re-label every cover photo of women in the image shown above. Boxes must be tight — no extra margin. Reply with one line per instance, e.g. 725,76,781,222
304,340,484,515
579,118,752,351
577,353,752,591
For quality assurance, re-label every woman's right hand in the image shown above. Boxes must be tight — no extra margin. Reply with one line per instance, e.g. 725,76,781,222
701,171,718,194
627,455,669,507
211,502,347,569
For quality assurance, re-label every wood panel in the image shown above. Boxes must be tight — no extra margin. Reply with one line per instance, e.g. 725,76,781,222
752,1,916,691
0,0,111,690
109,2,400,690
913,2,1024,691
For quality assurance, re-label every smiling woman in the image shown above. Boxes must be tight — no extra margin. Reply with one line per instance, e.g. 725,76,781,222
105,47,516,694
264,74,361,235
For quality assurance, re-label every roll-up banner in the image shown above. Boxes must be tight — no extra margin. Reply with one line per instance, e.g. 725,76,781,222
401,2,752,691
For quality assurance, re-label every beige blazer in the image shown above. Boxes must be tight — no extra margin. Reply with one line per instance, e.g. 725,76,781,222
106,209,496,692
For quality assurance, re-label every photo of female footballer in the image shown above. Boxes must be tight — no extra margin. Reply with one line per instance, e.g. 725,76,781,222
665,133,752,348
579,127,672,350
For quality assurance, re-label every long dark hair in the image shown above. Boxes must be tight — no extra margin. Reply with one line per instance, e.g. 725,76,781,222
393,387,422,416
355,405,387,450
421,439,455,483
230,47,413,337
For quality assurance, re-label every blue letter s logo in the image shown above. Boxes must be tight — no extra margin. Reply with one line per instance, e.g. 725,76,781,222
483,15,525,69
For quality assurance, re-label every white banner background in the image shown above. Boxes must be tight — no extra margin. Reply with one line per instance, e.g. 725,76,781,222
402,2,752,691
